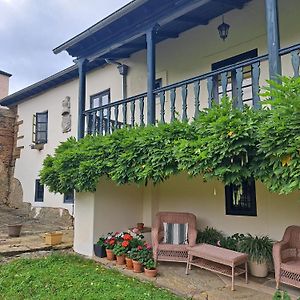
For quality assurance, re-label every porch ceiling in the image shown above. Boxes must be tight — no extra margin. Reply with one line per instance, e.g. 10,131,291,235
54,0,252,61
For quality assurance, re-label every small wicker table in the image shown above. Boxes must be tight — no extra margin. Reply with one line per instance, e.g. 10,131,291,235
186,244,248,291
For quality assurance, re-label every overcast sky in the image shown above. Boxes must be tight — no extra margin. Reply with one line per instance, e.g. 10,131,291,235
0,0,130,94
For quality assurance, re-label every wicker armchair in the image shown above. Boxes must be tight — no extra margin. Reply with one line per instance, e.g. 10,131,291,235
273,225,300,289
152,212,197,263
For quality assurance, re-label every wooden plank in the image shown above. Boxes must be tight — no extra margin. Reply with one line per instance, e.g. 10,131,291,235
194,80,200,119
159,91,166,124
252,62,261,109
181,84,188,121
170,88,176,122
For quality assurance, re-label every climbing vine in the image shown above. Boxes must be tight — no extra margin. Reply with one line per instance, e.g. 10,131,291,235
257,77,300,194
40,77,300,195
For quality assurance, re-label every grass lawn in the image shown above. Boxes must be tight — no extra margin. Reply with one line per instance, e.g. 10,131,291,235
0,253,183,300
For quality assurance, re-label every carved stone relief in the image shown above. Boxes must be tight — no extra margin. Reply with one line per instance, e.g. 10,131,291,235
62,96,71,133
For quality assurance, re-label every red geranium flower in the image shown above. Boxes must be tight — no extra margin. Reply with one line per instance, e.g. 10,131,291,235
123,234,133,241
137,245,143,250
109,239,115,245
122,241,129,247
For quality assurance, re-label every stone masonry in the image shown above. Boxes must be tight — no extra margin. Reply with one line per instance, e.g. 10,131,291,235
0,107,16,205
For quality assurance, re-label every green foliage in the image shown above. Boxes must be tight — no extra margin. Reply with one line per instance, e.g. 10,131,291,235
113,244,127,256
40,78,300,195
0,254,181,300
175,98,263,185
144,258,156,270
219,233,245,251
196,227,224,245
258,76,300,194
273,290,292,300
237,234,273,263
40,121,190,193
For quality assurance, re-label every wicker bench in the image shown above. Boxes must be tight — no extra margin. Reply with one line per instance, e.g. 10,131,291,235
185,243,248,291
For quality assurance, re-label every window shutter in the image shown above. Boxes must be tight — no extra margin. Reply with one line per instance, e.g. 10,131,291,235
32,114,37,143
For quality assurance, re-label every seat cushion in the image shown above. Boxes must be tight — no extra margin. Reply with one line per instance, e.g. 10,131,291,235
163,222,188,245
281,258,300,273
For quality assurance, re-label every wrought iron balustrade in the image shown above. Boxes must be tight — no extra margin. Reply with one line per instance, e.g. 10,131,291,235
84,43,300,136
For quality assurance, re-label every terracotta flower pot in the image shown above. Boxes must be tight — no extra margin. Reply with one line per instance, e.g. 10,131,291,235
125,257,133,270
132,260,143,273
116,254,126,265
7,224,22,237
106,249,116,261
144,268,158,277
137,223,144,230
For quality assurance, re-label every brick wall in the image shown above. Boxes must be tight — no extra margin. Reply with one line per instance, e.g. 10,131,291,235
0,108,16,204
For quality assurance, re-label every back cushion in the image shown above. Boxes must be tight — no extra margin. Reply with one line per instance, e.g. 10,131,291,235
163,222,188,245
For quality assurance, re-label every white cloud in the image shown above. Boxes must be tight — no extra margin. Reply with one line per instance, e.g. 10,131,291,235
0,0,130,93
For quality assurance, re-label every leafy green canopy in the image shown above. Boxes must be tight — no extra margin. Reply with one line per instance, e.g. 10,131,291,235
40,77,300,195
257,77,300,194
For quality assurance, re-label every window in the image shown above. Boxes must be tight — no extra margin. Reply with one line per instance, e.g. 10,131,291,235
225,178,257,216
64,190,74,204
88,90,111,134
155,78,162,90
90,89,110,109
33,112,48,144
212,49,258,107
35,179,44,202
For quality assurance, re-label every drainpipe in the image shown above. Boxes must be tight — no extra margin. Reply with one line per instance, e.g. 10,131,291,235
105,59,129,99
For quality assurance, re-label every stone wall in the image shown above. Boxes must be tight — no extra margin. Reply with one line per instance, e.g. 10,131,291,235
0,107,16,205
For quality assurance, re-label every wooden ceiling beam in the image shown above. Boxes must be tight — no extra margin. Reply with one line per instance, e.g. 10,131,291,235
212,0,245,9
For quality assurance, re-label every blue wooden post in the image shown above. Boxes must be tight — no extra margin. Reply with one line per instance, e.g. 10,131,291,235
265,0,282,81
146,26,157,125
77,58,88,140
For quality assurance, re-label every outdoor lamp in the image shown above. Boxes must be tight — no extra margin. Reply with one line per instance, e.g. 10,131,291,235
218,15,230,41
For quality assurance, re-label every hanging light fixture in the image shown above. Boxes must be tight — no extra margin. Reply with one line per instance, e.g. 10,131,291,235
218,15,230,41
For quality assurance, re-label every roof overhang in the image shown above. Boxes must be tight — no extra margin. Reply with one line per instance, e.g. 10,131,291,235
54,0,252,62
0,70,12,77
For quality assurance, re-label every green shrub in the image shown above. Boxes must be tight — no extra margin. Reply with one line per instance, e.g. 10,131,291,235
196,227,224,245
219,233,245,251
237,234,273,263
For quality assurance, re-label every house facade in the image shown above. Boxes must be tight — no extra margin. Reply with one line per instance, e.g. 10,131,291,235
1,0,299,256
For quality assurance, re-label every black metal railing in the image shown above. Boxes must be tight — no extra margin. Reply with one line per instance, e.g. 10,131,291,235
84,43,300,135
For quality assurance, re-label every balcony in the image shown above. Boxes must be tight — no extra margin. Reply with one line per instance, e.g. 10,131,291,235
84,43,300,136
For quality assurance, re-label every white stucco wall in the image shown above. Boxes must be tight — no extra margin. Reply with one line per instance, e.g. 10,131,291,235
15,79,78,213
75,173,299,257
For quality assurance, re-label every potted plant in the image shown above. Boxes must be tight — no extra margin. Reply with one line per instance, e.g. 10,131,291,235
102,232,117,261
113,243,128,265
237,234,273,277
125,251,134,270
94,236,107,258
144,259,157,277
129,246,145,273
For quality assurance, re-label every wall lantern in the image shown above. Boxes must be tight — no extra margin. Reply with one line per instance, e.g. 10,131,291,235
218,15,230,41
